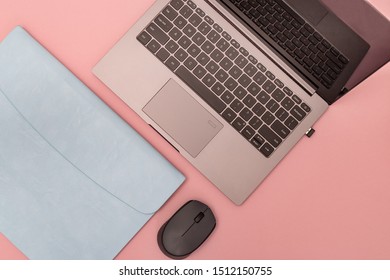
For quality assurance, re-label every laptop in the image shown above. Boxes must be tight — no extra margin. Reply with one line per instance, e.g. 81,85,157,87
93,0,390,205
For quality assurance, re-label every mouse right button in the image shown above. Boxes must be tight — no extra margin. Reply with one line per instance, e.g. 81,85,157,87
182,208,216,253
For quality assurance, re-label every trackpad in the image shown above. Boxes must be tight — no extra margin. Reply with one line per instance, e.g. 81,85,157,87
143,79,223,158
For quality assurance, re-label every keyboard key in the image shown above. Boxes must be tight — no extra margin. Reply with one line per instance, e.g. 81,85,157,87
300,37,310,46
326,52,344,70
215,69,229,83
235,55,249,69
192,32,206,46
322,39,331,48
176,66,226,113
137,31,152,45
226,47,239,60
204,15,214,25
222,31,232,41
274,79,284,88
259,125,282,148
184,56,197,70
238,74,251,88
216,38,230,52
171,0,184,10
220,57,233,71
291,19,302,29
291,105,306,121
283,87,293,96
169,27,183,40
325,60,341,74
272,88,285,102
243,94,256,108
231,99,245,113
189,13,202,27
211,49,224,62
229,65,242,79
261,111,275,125
266,99,279,113
271,120,290,139
300,27,311,37
240,108,254,121
202,73,216,87
265,71,275,80
253,103,266,117
249,117,263,130
256,91,270,104
239,47,249,57
147,39,161,53
165,56,180,71
207,30,221,43
156,48,170,61
147,23,170,44
166,40,179,53
183,24,197,37
206,60,219,74
260,143,274,157
188,44,201,57
248,82,261,96
262,80,276,94
242,126,256,140
232,117,246,132
224,77,238,91
221,91,235,104
281,97,294,111
292,94,302,104
257,63,267,72
196,52,210,65
178,35,192,49
284,116,298,130
187,0,197,9
222,108,237,122
253,72,267,85
198,22,212,35
155,14,173,32
211,82,225,96
313,65,323,76
301,103,311,113
233,86,246,99
201,40,215,54
180,5,193,18
163,5,178,20
248,55,258,65
230,39,240,48
251,134,265,149
174,15,187,29
213,23,223,33
339,54,349,65
193,65,207,79
275,107,288,121
244,64,257,77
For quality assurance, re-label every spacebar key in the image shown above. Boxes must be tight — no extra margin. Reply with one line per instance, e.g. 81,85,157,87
176,66,227,113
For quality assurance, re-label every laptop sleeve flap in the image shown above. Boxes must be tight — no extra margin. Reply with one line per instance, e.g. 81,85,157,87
0,27,185,259
0,26,185,214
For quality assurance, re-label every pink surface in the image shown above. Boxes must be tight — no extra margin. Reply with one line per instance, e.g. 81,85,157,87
0,0,389,260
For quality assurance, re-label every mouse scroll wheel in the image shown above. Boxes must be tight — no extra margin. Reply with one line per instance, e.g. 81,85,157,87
194,212,205,223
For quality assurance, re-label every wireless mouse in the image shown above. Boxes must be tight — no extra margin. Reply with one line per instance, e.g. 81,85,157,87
157,200,216,259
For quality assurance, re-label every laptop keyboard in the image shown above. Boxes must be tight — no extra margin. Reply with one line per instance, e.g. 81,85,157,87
137,0,312,158
220,0,350,89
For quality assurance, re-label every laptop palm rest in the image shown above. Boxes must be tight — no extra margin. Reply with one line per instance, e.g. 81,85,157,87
143,79,223,158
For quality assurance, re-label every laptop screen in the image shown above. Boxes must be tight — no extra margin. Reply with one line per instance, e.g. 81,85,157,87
321,0,390,91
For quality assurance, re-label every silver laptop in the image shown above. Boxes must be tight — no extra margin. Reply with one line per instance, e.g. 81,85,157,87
93,0,390,205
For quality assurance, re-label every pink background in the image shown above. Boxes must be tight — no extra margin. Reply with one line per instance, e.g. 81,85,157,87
0,0,389,260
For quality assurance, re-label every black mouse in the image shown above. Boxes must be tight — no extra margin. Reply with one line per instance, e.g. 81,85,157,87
157,200,216,259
